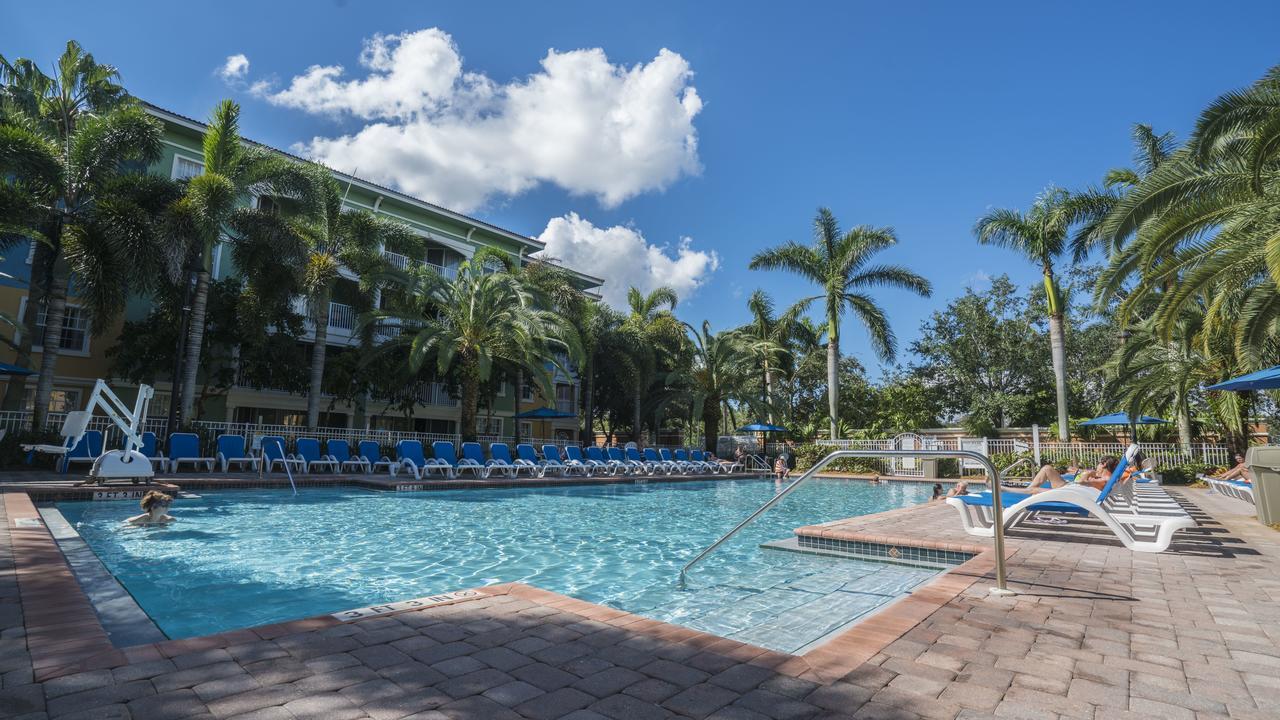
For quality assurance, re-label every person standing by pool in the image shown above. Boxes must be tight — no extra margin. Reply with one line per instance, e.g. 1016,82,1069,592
125,491,176,525
783,439,797,477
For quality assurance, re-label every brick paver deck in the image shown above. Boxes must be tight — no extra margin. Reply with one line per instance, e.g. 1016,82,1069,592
2,484,1278,719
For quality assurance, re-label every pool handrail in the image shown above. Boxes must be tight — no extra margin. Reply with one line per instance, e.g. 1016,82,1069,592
677,448,1011,596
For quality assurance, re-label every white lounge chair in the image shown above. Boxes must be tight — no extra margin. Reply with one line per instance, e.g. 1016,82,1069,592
947,445,1196,553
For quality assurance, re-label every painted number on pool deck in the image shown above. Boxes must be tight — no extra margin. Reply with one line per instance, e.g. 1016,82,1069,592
331,590,481,622
93,489,146,501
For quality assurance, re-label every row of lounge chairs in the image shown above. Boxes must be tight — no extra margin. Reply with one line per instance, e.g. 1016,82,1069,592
53,431,742,480
946,445,1196,552
1199,474,1256,504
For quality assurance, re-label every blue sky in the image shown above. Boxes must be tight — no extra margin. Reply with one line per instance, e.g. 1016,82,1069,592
6,1,1280,374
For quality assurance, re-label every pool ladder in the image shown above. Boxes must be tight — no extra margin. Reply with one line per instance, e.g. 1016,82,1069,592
677,449,1012,594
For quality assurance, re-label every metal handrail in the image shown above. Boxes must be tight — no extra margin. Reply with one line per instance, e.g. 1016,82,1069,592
1000,457,1036,481
678,449,1011,594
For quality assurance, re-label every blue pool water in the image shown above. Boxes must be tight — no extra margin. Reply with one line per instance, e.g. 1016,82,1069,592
58,477,946,652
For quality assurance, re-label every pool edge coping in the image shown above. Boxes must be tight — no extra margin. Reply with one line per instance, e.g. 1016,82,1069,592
6,489,1004,684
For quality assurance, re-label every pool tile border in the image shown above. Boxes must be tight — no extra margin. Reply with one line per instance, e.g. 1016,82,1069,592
6,487,1003,684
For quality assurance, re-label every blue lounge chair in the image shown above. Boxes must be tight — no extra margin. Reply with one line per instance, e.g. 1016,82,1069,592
625,446,658,475
61,430,104,474
564,446,603,475
328,440,370,473
462,441,510,478
691,450,725,474
167,432,214,473
434,441,488,478
216,434,259,473
516,443,557,477
397,440,449,479
644,447,676,474
490,443,535,477
661,448,694,474
261,435,305,475
127,431,166,471
585,446,625,475
544,445,586,476
296,438,339,473
358,440,399,476
607,446,641,474
675,448,711,473
947,445,1195,552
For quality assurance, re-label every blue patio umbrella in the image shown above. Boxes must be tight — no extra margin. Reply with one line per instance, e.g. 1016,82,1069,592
737,422,788,432
514,407,576,419
0,362,34,376
1080,412,1169,426
1206,366,1280,391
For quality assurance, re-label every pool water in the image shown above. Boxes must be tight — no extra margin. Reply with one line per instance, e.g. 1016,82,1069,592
58,477,947,653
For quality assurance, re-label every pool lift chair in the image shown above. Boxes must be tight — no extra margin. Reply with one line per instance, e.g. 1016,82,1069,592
24,379,156,484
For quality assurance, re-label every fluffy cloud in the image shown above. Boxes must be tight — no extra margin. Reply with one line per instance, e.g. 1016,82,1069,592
248,28,702,212
218,54,250,81
536,213,718,309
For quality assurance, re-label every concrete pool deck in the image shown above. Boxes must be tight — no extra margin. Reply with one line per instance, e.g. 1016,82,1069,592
1,483,1278,718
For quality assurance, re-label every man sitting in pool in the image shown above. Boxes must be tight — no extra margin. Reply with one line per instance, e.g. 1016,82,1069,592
1026,456,1118,493
125,491,176,525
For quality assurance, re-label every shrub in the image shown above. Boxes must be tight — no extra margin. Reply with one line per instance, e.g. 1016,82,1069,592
793,443,887,475
1159,463,1220,485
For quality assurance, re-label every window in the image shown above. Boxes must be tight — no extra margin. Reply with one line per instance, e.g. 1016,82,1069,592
171,155,204,180
519,421,533,439
520,384,534,402
24,388,81,413
255,195,280,214
476,417,503,436
22,299,90,355
425,247,448,267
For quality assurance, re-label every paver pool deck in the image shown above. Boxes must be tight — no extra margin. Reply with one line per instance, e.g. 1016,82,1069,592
1,478,1278,719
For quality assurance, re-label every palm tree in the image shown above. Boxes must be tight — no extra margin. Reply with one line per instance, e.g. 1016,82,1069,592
168,100,315,424
686,320,743,451
275,167,420,427
750,208,931,440
734,290,798,423
621,286,680,443
0,42,170,428
975,189,1108,440
366,257,580,442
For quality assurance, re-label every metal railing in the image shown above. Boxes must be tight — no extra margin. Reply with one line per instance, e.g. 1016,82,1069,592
382,250,457,280
327,302,357,332
678,449,1011,595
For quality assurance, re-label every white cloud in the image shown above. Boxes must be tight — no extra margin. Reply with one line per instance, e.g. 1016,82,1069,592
536,213,718,309
218,54,250,81
248,28,702,212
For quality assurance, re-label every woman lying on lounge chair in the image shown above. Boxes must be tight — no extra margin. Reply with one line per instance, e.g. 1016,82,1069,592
1211,454,1252,483
1027,456,1118,493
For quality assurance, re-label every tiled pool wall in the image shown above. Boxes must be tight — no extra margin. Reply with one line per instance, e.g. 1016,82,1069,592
796,534,975,565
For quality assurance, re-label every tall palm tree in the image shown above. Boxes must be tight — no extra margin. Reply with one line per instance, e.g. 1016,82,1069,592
276,167,420,427
366,257,581,442
0,42,170,428
168,100,315,423
975,189,1107,440
750,208,931,440
686,320,743,451
734,290,798,423
622,286,680,443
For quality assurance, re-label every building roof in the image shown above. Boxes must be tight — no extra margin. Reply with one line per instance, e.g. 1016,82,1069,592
142,102,605,289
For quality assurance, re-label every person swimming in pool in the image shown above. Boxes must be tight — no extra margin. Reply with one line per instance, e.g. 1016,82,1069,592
125,491,175,525
931,483,944,501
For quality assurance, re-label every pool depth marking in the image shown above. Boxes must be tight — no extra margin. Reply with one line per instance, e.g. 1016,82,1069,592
331,589,481,621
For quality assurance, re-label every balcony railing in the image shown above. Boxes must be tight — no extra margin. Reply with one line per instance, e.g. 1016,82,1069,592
327,302,357,332
380,381,458,408
382,250,456,280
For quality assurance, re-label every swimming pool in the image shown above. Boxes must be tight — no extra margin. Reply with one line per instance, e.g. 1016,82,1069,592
58,477,949,653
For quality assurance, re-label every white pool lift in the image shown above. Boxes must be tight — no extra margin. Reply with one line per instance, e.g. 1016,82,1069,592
24,379,156,484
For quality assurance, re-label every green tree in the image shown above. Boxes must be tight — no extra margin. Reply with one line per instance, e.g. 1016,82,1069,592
686,320,744,451
750,208,931,440
974,188,1109,440
367,257,581,442
621,286,681,443
0,41,172,428
167,100,315,423
733,290,800,424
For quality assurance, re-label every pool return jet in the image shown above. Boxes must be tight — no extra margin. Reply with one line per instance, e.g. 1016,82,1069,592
23,379,155,484
679,448,1013,596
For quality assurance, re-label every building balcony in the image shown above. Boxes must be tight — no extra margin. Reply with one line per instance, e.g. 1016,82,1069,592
382,250,457,280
